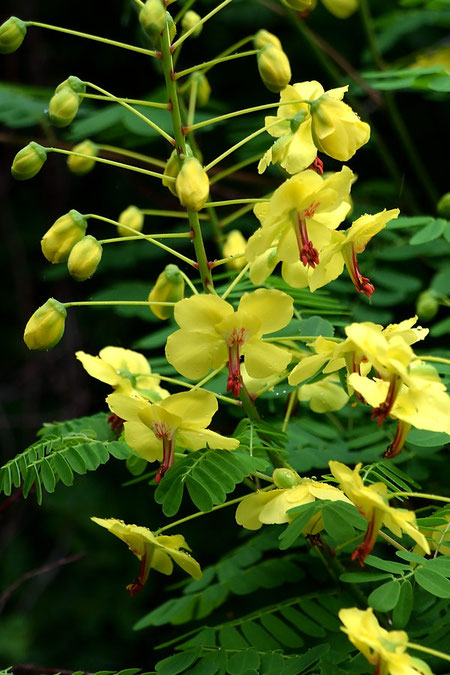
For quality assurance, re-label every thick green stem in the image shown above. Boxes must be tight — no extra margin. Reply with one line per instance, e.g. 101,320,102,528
239,387,287,470
160,20,215,293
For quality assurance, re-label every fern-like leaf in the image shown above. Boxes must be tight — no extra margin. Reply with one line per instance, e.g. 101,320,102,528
154,449,269,516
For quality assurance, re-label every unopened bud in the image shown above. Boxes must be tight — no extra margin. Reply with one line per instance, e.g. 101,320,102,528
273,468,302,489
55,75,85,96
416,290,439,322
139,0,166,44
321,0,358,19
67,235,102,281
223,230,247,270
437,192,450,218
167,12,177,42
175,157,209,212
253,29,282,51
41,210,88,263
117,206,144,237
24,298,67,351
282,0,315,10
49,87,81,128
163,149,180,196
188,72,211,107
67,140,98,175
0,16,26,54
409,361,440,381
257,44,291,93
11,142,47,181
148,264,185,319
182,11,202,37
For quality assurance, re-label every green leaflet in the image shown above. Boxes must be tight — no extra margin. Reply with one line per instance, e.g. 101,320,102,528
154,449,269,516
0,432,130,504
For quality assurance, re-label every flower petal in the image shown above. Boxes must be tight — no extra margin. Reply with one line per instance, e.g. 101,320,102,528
243,338,291,378
239,289,293,336
174,294,233,331
166,329,227,379
76,351,120,386
161,390,218,428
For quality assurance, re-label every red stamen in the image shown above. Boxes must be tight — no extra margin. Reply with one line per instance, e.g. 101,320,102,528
351,512,378,565
153,427,175,483
371,376,401,426
226,332,245,397
296,216,320,268
348,247,375,298
307,156,324,175
384,420,411,459
107,413,124,435
126,556,147,597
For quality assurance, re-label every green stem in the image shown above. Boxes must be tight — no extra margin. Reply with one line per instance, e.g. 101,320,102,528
160,20,214,293
212,253,245,267
416,355,450,366
264,335,343,343
171,0,233,51
157,374,241,407
282,392,297,434
97,144,166,168
83,93,169,109
25,21,158,57
203,35,255,74
210,153,262,187
85,213,195,265
98,234,191,244
204,118,283,172
84,81,174,144
239,387,288,470
178,268,199,295
379,531,408,552
221,263,250,300
174,0,196,23
154,490,271,535
187,100,300,133
140,209,209,220
205,198,270,207
388,492,450,503
175,50,259,80
406,643,450,663
219,203,255,228
48,148,170,181
187,74,198,128
64,300,174,308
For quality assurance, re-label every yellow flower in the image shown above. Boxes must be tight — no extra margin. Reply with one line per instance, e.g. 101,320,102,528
329,461,430,564
339,608,433,675
236,476,349,532
257,44,292,93
246,167,354,285
288,316,428,388
175,157,209,212
107,389,239,481
298,373,349,413
223,230,247,270
165,289,293,397
91,517,202,596
76,346,169,401
258,81,369,175
307,209,399,296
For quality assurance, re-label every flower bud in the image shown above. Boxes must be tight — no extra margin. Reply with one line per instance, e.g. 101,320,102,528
11,142,47,181
67,235,103,281
176,158,210,212
257,44,291,93
167,12,177,42
163,149,180,196
67,140,98,175
148,264,185,319
437,192,450,218
181,11,202,37
273,468,302,489
41,210,88,264
223,230,247,270
0,16,26,54
416,290,439,322
310,93,370,161
55,75,85,96
281,0,315,10
321,0,358,19
139,0,166,44
253,29,282,51
188,72,211,107
49,86,81,127
117,206,144,237
24,298,67,351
